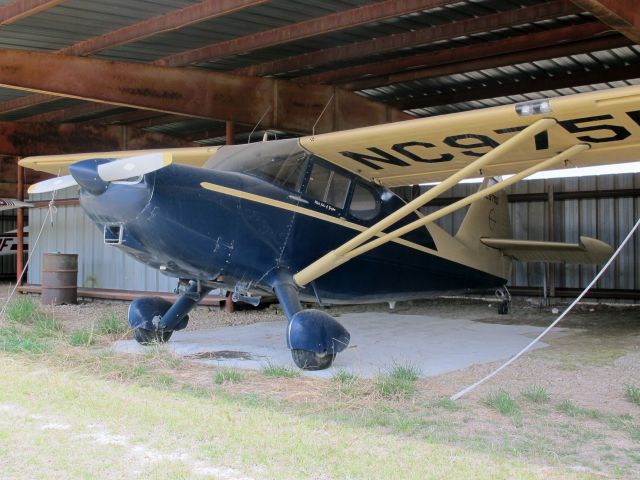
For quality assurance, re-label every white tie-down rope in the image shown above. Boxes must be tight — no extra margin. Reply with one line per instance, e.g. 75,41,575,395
451,213,640,401
0,195,58,317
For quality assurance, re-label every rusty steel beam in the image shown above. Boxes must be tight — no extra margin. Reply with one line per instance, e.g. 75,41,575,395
156,0,458,67
394,63,640,110
235,0,584,78
0,0,63,25
0,121,197,157
303,21,609,85
20,103,121,123
0,0,267,115
0,49,411,133
344,33,630,91
572,0,640,43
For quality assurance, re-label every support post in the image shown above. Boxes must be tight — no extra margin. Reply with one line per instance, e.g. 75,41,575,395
225,121,235,146
224,120,235,313
16,159,24,287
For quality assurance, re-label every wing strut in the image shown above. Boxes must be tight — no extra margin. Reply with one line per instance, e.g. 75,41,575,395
294,118,584,287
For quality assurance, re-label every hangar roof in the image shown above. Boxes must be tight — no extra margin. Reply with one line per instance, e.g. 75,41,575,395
0,0,638,147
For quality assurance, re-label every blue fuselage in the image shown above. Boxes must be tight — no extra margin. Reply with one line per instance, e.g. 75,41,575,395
80,163,504,303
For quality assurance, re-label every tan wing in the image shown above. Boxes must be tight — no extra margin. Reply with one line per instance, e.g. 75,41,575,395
301,85,640,186
480,236,613,264
19,146,220,175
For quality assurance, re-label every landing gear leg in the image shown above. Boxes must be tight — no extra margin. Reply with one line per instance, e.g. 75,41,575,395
273,280,350,371
495,285,511,315
128,281,212,345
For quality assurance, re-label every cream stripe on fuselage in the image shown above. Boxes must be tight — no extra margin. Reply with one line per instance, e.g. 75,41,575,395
200,181,509,279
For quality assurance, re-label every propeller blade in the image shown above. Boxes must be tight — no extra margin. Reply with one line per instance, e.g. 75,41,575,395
97,152,172,182
28,175,77,194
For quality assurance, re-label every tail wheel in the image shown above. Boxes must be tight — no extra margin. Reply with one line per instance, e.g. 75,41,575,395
291,349,335,370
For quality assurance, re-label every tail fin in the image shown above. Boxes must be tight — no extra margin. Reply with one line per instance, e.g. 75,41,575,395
455,177,511,249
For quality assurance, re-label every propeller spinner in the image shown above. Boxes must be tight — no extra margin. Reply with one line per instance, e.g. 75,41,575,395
27,152,172,195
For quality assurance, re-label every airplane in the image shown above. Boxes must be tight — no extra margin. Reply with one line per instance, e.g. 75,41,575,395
21,85,640,370
0,199,32,257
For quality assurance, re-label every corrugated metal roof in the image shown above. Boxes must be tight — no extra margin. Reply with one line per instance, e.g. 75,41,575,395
0,0,637,141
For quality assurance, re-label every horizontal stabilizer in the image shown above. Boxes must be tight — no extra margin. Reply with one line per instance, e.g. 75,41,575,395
480,236,613,264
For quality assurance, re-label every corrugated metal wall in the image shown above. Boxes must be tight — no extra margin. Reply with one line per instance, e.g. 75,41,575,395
421,172,640,291
27,189,174,292
26,173,639,294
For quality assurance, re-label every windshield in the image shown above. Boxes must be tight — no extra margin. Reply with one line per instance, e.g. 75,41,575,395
204,139,308,191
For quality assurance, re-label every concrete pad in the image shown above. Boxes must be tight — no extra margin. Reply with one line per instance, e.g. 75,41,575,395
114,312,556,379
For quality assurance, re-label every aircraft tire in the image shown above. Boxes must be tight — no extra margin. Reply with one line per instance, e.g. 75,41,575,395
133,328,173,345
291,349,335,370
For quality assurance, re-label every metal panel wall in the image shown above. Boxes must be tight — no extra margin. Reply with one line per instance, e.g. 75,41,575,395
27,189,174,292
420,173,640,291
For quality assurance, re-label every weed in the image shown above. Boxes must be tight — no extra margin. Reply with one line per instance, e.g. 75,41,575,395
262,363,299,378
4,296,37,323
333,370,359,385
434,398,461,412
0,326,48,354
375,363,420,398
156,374,175,386
332,370,363,397
97,312,127,336
521,385,550,404
624,384,640,406
68,328,95,347
33,311,63,337
483,390,519,416
557,399,601,419
214,368,245,384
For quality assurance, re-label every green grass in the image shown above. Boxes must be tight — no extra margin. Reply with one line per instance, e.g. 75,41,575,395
97,312,127,336
262,363,300,378
522,385,550,404
557,400,602,419
4,296,38,323
483,390,519,416
332,370,363,397
68,329,95,347
33,311,63,337
623,384,640,406
0,356,592,480
375,363,420,398
0,326,48,354
435,398,461,412
214,368,245,384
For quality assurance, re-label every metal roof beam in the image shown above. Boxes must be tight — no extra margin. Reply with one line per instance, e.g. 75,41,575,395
235,0,584,78
0,121,196,157
156,0,459,67
304,21,609,86
0,0,267,115
61,0,268,56
0,0,64,25
571,0,640,43
394,63,640,110
343,32,630,91
0,48,411,133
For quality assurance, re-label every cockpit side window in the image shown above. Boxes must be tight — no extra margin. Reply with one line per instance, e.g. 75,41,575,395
305,162,350,209
244,151,308,192
349,183,380,221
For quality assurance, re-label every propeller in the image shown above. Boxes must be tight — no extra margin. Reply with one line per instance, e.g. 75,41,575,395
27,152,172,195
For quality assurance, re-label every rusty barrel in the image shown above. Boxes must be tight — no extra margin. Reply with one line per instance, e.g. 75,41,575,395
41,253,78,305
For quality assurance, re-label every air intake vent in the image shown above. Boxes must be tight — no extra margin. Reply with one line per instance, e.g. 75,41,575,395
104,224,123,245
